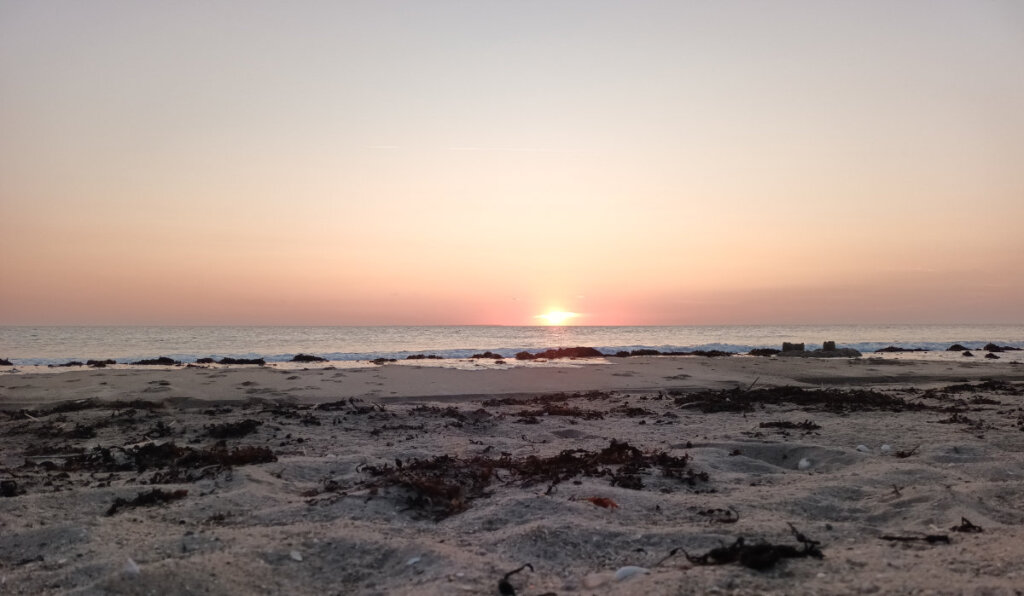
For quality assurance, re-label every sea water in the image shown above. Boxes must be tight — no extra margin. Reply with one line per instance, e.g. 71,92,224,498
0,324,1022,366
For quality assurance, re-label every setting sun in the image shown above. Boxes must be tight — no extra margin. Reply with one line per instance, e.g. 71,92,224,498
536,311,579,326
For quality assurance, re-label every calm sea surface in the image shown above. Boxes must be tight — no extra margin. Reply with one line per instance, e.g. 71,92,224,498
1,325,1022,366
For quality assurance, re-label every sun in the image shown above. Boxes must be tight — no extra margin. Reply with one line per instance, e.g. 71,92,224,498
536,310,579,326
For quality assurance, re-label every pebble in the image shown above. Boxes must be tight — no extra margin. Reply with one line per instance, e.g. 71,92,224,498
880,444,892,454
123,557,140,577
856,445,871,453
614,566,649,581
798,457,812,470
289,550,303,562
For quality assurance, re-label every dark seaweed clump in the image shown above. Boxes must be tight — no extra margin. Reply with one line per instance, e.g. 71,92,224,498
107,488,188,516
674,387,927,414
347,440,705,519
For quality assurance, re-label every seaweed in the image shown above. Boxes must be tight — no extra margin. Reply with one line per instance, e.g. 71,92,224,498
894,445,920,458
609,405,656,417
58,442,276,474
514,404,605,421
880,534,950,544
497,563,533,596
675,386,926,414
106,488,188,515
204,419,262,439
925,380,1023,397
670,524,823,570
759,420,821,431
481,390,615,407
352,440,705,519
950,517,983,533
698,507,739,524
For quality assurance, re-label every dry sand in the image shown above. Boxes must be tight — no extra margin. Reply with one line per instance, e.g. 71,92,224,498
2,356,1024,595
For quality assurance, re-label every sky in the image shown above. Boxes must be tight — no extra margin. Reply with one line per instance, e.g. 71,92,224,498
1,0,1022,326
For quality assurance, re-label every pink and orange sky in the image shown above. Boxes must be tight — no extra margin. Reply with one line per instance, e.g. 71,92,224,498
1,1,1022,326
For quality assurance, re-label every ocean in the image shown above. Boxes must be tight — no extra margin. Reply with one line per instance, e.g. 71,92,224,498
1,324,1022,366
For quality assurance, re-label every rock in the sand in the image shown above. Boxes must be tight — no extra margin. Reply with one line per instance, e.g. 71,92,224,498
985,353,1001,360
50,361,84,367
782,342,805,352
962,351,974,357
291,353,327,363
131,357,179,366
217,357,266,365
614,566,649,581
875,346,926,353
0,358,11,366
947,344,969,351
688,350,733,357
778,347,862,358
1,480,18,497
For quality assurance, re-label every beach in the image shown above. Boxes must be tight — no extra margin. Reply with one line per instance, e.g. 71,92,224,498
3,355,1024,595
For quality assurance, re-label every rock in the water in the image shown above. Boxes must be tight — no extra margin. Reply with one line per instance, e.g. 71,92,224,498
984,343,1020,352
782,342,805,352
196,358,216,364
947,344,968,351
291,354,328,363
470,351,504,359
749,348,780,357
87,359,116,368
0,358,11,366
516,347,604,360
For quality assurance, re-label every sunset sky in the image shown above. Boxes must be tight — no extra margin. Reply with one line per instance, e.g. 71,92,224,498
1,1,1022,325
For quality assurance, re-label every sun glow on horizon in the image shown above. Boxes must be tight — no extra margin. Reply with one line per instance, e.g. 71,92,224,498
536,311,580,326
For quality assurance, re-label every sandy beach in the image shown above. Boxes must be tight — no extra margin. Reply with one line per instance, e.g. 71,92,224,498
3,356,1024,595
